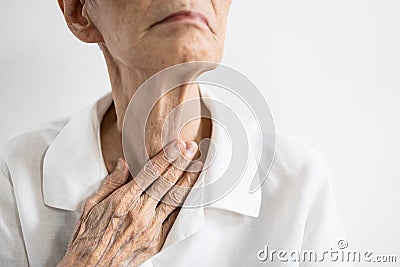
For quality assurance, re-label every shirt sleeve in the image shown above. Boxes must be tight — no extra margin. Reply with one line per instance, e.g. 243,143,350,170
299,155,353,267
0,163,29,266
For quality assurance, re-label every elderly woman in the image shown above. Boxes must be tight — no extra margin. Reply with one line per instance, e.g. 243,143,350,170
0,0,348,267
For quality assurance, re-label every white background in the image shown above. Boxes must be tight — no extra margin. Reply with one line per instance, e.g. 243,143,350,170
0,0,399,265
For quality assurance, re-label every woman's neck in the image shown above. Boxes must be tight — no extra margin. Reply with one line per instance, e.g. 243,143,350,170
100,47,211,173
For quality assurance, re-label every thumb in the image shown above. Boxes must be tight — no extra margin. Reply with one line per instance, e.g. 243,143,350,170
98,158,130,196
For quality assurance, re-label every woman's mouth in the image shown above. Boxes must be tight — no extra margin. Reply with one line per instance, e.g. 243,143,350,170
151,10,209,29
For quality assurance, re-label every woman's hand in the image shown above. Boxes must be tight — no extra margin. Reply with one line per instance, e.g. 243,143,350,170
58,140,201,267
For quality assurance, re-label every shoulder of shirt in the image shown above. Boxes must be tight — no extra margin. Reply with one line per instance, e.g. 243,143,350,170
274,130,330,172
0,117,70,183
266,130,332,191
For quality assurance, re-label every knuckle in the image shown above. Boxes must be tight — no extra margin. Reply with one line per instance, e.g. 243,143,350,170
173,157,189,171
166,189,185,207
111,194,129,214
108,215,121,232
135,173,152,190
104,173,122,188
108,172,122,182
151,157,167,173
184,172,198,186
106,173,115,183
82,198,97,214
146,185,163,200
127,180,141,196
156,204,172,219
154,207,163,220
125,199,141,217
143,160,159,179
189,171,198,180
163,167,180,183
110,194,120,207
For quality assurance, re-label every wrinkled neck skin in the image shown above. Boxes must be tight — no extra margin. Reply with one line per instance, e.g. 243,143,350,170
100,46,211,173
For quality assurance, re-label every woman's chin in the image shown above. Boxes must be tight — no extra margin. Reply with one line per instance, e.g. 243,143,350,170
149,34,221,61
157,47,220,66
120,43,222,74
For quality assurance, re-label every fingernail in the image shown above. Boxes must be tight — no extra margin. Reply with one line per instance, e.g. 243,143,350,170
166,140,184,161
175,139,186,153
116,158,125,171
184,142,198,157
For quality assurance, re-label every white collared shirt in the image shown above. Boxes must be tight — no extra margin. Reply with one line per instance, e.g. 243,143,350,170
0,89,349,267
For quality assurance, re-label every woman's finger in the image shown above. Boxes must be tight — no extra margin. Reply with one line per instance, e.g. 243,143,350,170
157,209,180,249
145,141,198,205
132,139,185,192
155,162,202,222
81,158,130,219
112,139,185,216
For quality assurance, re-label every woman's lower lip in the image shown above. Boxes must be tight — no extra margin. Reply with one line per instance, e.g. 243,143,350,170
161,14,208,26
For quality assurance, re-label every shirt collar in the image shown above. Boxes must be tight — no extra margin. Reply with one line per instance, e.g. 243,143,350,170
197,86,262,218
42,93,112,211
42,86,262,218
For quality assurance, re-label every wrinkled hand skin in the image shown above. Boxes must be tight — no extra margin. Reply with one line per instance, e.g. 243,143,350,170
58,140,201,267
